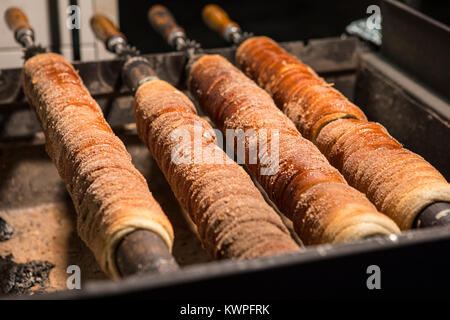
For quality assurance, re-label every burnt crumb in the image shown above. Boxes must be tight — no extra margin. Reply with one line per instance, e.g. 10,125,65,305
0,254,54,296
0,217,14,241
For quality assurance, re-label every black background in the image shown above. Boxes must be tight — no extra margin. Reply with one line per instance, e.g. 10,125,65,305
118,0,449,54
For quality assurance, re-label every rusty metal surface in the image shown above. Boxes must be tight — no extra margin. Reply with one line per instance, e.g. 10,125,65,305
0,132,211,293
39,225,450,299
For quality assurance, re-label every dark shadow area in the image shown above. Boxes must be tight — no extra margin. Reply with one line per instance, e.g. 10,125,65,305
119,0,380,53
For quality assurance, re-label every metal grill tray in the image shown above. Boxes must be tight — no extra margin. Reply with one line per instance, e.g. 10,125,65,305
0,37,449,298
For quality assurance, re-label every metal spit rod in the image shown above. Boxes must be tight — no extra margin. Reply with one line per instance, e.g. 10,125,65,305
5,7,178,278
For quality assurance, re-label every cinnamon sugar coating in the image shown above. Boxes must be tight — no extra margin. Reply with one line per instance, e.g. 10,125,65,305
236,36,366,142
134,79,299,258
236,37,450,229
188,54,400,244
21,53,174,278
316,119,450,229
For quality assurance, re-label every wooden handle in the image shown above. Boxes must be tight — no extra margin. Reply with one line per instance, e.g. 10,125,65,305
202,4,239,36
4,7,32,33
90,13,125,42
148,5,184,42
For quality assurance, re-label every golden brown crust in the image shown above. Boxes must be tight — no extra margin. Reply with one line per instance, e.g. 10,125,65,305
134,79,299,259
236,36,366,141
315,119,450,229
21,53,174,278
236,37,450,229
188,54,400,245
